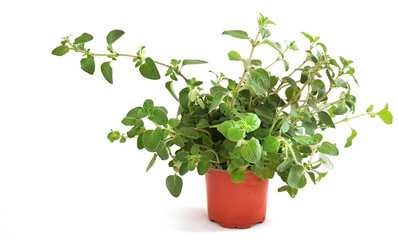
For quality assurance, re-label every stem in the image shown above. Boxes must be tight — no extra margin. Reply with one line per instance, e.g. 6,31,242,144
230,32,260,108
282,140,301,166
334,112,372,125
264,58,280,69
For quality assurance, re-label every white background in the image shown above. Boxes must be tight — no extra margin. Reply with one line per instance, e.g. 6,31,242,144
1,0,397,239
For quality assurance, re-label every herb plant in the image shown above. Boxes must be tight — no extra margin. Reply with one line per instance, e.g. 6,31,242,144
53,14,393,198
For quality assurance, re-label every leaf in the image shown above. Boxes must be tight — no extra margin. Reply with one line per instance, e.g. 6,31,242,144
142,128,162,152
294,135,316,145
283,60,289,71
146,154,157,172
344,128,357,148
261,39,284,58
287,165,307,189
209,92,226,112
250,59,262,66
197,161,212,175
263,135,280,152
181,59,208,67
281,119,290,133
188,160,196,171
227,127,246,142
165,81,178,101
166,175,183,198
366,105,374,113
106,29,125,45
168,118,180,128
196,119,209,128
319,153,334,169
179,127,200,139
148,109,168,125
244,114,261,132
377,103,393,124
283,77,298,90
179,162,189,176
277,158,293,172
52,45,69,56
173,134,185,147
80,55,95,75
247,68,270,95
222,30,249,39
251,165,274,180
227,165,246,183
107,130,120,143
143,99,154,112
217,121,234,138
318,111,335,128
126,107,148,119
156,142,169,160
228,51,242,61
278,185,298,198
302,121,317,136
139,58,161,80
301,32,314,42
200,152,214,162
101,62,113,84
317,142,339,156
74,33,93,44
240,138,262,164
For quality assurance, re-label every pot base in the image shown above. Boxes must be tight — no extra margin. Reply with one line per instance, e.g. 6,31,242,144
209,217,265,229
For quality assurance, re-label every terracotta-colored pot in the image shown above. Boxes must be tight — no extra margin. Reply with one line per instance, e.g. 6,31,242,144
205,168,269,229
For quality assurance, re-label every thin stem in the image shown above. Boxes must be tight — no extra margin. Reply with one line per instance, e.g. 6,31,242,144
230,32,260,108
264,58,280,69
282,140,301,166
334,112,372,125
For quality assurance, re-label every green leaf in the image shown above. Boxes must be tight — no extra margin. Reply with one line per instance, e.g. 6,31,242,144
283,77,298,90
283,60,289,71
227,127,245,142
244,114,261,132
107,130,120,143
319,153,334,169
143,99,154,112
179,127,200,139
197,161,211,175
277,158,293,172
222,30,249,39
139,58,160,80
80,55,95,75
250,59,262,66
200,152,214,162
278,185,298,198
52,45,69,56
126,107,148,119
127,127,140,138
101,62,113,84
156,142,169,160
301,32,314,42
344,128,357,148
179,162,189,176
228,51,242,61
302,121,317,136
166,175,183,198
146,154,157,172
366,105,374,113
173,134,185,147
188,160,196,171
287,165,307,189
227,165,246,183
196,119,209,128
240,138,262,164
181,59,208,67
209,92,226,112
251,165,274,180
142,128,162,152
377,104,393,124
148,109,168,125
106,29,125,45
137,133,144,150
168,118,180,128
247,68,270,95
74,33,93,44
281,119,290,133
217,121,233,138
165,81,179,101
317,142,339,156
263,135,280,152
294,135,316,145
318,111,335,128
261,39,284,58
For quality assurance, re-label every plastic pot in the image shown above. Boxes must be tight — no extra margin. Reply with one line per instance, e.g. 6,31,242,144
205,168,269,229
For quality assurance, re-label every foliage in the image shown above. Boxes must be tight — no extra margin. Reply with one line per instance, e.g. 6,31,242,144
53,14,393,198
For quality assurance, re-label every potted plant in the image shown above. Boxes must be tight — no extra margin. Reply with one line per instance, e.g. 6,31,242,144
52,13,393,229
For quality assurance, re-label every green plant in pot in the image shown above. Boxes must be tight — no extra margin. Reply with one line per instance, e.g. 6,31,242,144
52,13,393,229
